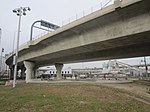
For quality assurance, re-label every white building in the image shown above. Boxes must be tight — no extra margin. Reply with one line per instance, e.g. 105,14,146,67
37,67,72,78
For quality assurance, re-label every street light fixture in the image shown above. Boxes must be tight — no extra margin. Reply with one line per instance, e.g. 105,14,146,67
12,7,31,88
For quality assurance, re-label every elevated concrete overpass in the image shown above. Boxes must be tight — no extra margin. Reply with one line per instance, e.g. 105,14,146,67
6,0,150,82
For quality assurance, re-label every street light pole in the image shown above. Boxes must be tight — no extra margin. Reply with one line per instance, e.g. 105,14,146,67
12,32,16,54
13,11,21,88
12,7,31,88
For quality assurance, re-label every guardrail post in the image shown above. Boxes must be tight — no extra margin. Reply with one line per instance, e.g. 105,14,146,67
114,0,122,9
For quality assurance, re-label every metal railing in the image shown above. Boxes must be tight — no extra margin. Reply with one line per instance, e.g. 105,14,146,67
31,0,114,41
60,0,113,27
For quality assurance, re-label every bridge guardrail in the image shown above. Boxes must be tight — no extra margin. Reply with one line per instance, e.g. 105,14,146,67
32,0,113,41
59,0,113,27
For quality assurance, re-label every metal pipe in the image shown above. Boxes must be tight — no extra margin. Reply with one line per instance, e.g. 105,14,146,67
30,20,42,41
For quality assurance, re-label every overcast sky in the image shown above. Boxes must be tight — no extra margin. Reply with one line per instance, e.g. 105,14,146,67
0,0,150,69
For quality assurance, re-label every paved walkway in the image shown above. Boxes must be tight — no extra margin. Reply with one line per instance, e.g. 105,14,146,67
27,79,133,84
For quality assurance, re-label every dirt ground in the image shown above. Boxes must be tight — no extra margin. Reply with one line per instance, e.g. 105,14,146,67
101,80,150,105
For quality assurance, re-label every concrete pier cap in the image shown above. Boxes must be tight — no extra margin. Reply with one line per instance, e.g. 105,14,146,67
24,61,35,83
55,63,64,79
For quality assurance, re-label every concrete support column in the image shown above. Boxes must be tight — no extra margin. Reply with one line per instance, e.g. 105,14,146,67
24,61,35,83
55,63,63,79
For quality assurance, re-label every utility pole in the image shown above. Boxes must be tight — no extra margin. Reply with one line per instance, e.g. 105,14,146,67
144,56,148,77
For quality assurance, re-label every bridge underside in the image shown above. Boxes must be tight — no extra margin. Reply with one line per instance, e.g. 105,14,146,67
28,31,150,67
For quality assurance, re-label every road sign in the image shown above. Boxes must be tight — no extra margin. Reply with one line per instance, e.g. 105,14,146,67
41,20,60,30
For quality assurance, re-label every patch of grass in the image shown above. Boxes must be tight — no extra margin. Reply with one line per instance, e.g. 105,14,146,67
0,83,150,112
